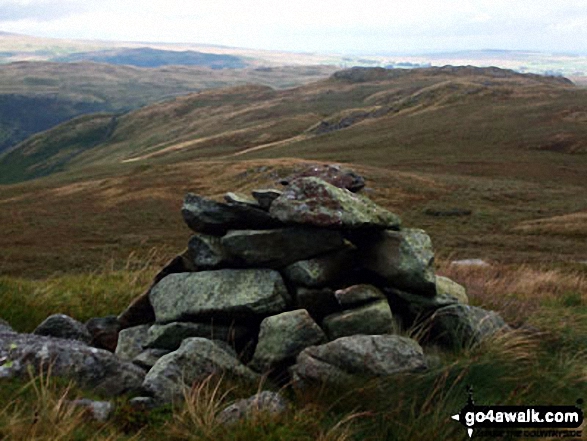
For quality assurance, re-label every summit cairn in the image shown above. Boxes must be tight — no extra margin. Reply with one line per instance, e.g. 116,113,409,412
115,164,509,403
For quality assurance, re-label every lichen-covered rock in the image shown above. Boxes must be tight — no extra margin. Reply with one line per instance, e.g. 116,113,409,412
86,316,122,352
429,304,510,348
182,193,281,236
334,284,385,308
322,300,394,340
252,189,283,210
142,337,259,403
149,269,289,323
279,164,366,192
33,314,91,343
435,276,468,305
187,233,231,269
217,391,288,425
282,245,356,288
249,310,326,373
221,227,344,268
270,177,401,229
115,324,150,361
290,335,427,386
356,228,436,295
132,349,170,371
0,332,145,395
144,322,250,351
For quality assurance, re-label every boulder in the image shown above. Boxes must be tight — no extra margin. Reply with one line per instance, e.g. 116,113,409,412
187,233,231,269
86,315,121,352
33,314,91,343
334,284,386,308
429,304,510,348
217,391,288,425
142,337,259,403
182,193,281,236
282,245,356,288
322,300,394,340
270,177,401,229
221,227,344,268
290,335,427,386
132,349,170,371
279,164,366,192
0,332,144,396
118,250,196,329
249,310,326,373
252,189,283,210
356,228,436,295
115,324,150,361
144,321,250,351
149,269,289,323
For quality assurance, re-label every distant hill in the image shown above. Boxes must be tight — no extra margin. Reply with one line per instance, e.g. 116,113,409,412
54,47,247,69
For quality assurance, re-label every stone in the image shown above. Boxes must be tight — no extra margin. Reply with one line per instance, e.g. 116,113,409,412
270,177,401,229
142,337,259,403
294,287,341,322
435,276,469,305
149,269,289,323
356,228,436,295
132,349,170,371
221,227,344,268
429,304,510,348
252,189,283,210
86,315,121,352
0,332,144,396
128,396,159,410
144,322,250,351
70,399,114,422
224,192,261,208
334,284,385,308
182,193,280,236
450,259,490,267
279,164,366,192
322,300,394,340
0,319,14,334
217,391,288,425
33,314,91,343
249,310,327,373
290,335,427,386
187,233,231,269
282,245,356,288
118,250,196,329
115,324,150,361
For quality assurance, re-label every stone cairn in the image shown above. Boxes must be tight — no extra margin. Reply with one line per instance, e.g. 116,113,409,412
0,165,509,412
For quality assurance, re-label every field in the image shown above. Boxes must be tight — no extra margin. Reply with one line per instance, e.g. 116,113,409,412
0,65,586,440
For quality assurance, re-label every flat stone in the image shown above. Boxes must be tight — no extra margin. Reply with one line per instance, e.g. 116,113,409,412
290,335,427,386
115,324,150,361
356,228,436,295
224,192,261,208
450,259,490,267
33,314,91,343
142,337,259,403
149,269,289,323
187,233,231,269
252,189,283,210
182,193,281,236
144,321,250,351
221,227,344,268
334,284,385,308
282,245,356,288
279,164,366,192
270,177,401,229
322,300,394,340
249,310,326,373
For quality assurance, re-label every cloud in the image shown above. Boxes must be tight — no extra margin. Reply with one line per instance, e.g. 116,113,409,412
0,0,88,22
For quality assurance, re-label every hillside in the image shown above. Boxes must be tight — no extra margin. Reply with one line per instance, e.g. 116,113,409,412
0,66,586,277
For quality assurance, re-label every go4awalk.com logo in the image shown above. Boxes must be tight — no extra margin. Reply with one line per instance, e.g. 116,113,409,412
451,387,584,438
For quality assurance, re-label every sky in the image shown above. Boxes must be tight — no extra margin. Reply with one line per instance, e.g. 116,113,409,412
1,0,587,55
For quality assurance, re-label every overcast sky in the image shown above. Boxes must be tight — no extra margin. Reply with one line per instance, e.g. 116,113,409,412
1,0,587,55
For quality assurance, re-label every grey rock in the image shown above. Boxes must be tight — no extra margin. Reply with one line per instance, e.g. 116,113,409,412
128,396,159,410
182,193,281,236
435,276,469,305
450,259,490,267
115,324,150,361
270,177,401,229
294,287,340,322
250,310,326,373
221,227,344,269
334,284,385,308
85,315,121,352
150,269,289,323
145,322,250,351
356,228,436,295
322,300,394,340
70,399,114,422
0,318,15,334
34,314,92,343
291,335,427,386
252,189,283,210
217,391,288,425
279,164,366,192
142,337,259,403
187,233,231,269
282,245,356,288
224,192,261,208
429,304,510,348
0,333,144,396
132,349,170,371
